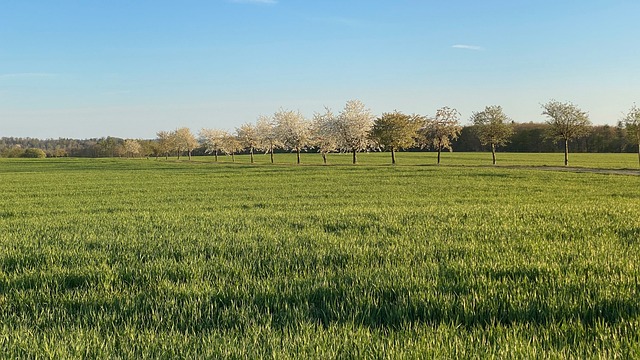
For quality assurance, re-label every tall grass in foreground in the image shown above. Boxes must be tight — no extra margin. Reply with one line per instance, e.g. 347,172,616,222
0,157,639,358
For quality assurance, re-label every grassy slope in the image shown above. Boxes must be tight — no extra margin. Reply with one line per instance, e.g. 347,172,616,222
0,155,639,358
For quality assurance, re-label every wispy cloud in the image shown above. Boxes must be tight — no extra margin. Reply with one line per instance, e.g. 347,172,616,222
230,0,277,4
0,73,59,79
452,44,484,51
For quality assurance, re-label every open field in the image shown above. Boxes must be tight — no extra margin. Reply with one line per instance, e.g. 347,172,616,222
190,151,640,169
1,154,639,358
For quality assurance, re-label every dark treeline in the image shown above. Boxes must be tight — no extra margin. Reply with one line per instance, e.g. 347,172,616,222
455,122,632,153
0,137,157,158
0,122,635,158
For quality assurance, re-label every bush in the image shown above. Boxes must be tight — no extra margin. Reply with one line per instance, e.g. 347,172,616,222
21,148,47,158
0,147,25,158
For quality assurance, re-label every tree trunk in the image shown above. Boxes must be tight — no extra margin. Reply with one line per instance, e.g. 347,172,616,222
214,149,218,162
322,153,327,165
188,150,192,161
270,145,274,164
250,147,254,164
564,139,569,166
296,148,301,164
491,143,496,165
391,148,396,165
352,149,357,164
231,152,235,163
637,143,639,168
177,151,180,160
437,148,442,165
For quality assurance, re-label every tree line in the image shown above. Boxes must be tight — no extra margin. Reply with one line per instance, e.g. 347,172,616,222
2,100,640,166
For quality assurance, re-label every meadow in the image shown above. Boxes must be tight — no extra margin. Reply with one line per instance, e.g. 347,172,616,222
0,152,639,358
197,151,640,169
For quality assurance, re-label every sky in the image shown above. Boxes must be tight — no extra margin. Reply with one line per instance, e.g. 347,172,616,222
1,0,639,139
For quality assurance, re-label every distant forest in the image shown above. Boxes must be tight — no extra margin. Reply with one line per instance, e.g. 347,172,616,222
0,122,634,158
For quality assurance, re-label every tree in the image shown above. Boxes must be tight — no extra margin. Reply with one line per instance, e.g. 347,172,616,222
421,107,462,165
311,107,338,165
199,128,227,162
156,131,175,159
22,148,46,158
220,133,242,162
50,148,68,158
542,100,591,166
236,123,260,164
137,140,156,159
623,104,640,167
274,109,310,164
123,139,142,158
174,127,198,160
97,137,120,157
255,115,281,164
369,111,424,164
470,105,514,165
334,99,375,164
2,146,25,158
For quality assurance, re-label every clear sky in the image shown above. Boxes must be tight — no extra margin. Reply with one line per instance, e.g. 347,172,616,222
1,0,639,139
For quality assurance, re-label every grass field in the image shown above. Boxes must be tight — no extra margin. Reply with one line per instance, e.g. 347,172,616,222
190,150,640,169
1,153,639,358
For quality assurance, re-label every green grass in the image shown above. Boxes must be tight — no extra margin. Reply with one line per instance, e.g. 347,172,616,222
0,154,639,358
187,151,640,169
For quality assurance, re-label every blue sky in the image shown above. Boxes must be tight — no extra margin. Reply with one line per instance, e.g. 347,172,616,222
1,0,639,139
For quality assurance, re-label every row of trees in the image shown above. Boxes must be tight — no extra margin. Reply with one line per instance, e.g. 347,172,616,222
150,100,640,166
154,100,460,166
0,147,47,158
0,137,162,158
149,100,379,165
454,122,632,154
2,100,639,166
2,121,635,158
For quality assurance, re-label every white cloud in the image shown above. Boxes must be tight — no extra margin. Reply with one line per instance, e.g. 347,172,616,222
452,44,484,51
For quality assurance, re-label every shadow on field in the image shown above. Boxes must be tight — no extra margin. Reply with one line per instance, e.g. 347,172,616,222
3,246,638,333
296,285,639,331
4,274,639,333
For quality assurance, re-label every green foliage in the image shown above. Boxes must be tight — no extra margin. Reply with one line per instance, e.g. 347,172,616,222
21,148,47,158
471,105,514,147
470,106,514,164
1,147,26,158
370,111,424,153
0,157,639,357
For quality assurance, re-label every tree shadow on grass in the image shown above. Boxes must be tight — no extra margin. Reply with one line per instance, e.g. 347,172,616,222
4,272,638,334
